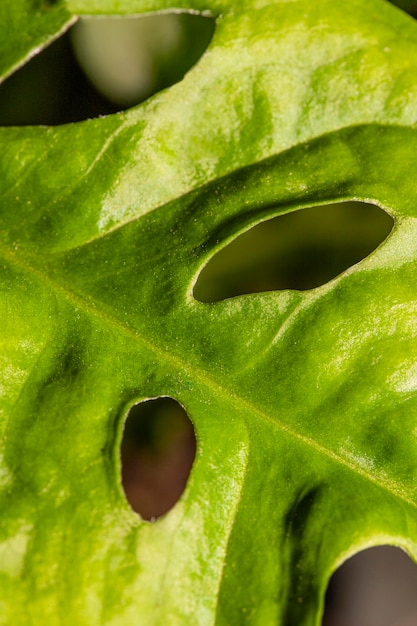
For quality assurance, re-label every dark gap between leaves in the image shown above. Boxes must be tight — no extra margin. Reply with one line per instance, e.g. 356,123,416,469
120,397,196,521
194,202,393,302
388,0,417,18
322,545,417,626
0,13,215,126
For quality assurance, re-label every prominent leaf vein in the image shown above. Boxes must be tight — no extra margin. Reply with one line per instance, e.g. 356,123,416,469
1,242,415,513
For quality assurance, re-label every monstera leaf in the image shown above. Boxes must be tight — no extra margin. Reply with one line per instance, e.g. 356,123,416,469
2,0,417,624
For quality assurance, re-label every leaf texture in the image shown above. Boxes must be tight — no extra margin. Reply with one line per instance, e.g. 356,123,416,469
2,1,417,624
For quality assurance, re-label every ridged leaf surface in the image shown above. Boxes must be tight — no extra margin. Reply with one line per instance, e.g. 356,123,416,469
1,0,417,624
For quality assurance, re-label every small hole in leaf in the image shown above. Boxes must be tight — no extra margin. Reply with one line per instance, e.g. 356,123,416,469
322,546,417,626
0,13,215,125
194,201,393,302
120,397,196,521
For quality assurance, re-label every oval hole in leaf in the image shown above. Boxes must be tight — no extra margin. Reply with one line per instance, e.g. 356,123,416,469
120,397,196,521
322,546,417,626
0,13,215,126
193,201,393,302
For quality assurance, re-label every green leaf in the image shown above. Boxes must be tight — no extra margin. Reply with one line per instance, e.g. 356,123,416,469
2,0,417,624
0,1,73,81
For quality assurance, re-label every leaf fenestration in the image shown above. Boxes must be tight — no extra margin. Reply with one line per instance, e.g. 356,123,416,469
2,1,417,625
194,201,393,301
120,397,196,520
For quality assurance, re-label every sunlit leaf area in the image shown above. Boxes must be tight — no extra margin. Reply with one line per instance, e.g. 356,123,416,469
2,1,417,624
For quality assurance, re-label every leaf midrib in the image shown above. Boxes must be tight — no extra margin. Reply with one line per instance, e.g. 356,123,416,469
1,241,415,511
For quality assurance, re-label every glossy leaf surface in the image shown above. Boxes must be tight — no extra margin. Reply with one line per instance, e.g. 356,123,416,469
2,1,417,624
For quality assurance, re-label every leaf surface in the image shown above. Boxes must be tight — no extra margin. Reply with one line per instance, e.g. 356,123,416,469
2,1,417,624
